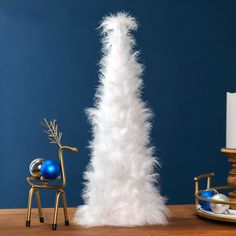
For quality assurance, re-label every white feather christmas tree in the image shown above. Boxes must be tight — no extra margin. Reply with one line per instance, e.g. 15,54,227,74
74,12,169,227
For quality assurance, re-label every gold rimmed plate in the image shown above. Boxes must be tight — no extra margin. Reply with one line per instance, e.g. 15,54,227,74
196,205,236,223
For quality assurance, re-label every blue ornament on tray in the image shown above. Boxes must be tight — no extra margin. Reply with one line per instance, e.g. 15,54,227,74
40,160,61,179
199,189,216,211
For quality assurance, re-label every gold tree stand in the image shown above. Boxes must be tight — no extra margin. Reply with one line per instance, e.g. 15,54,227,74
26,119,78,230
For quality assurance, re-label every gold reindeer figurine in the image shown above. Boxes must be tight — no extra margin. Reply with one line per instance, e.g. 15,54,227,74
26,119,78,230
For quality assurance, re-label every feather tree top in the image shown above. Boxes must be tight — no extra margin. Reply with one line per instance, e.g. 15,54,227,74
100,12,138,34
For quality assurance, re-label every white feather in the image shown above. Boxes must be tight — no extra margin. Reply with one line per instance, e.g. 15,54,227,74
74,12,169,227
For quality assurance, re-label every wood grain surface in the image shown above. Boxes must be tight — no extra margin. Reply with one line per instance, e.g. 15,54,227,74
0,205,235,236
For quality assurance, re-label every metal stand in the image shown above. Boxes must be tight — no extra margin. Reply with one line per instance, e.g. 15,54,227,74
194,172,236,223
26,145,78,230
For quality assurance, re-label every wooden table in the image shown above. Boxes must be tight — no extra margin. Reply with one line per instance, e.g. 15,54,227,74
0,205,235,235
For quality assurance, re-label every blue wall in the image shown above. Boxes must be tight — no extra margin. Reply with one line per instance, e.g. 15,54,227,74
0,0,236,208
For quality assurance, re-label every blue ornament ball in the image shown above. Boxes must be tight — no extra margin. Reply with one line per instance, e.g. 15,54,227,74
199,189,216,211
40,160,61,179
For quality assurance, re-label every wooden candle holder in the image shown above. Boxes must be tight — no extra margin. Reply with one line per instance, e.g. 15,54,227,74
221,148,236,209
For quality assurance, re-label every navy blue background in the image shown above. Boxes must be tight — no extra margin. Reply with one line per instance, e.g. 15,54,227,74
0,0,236,208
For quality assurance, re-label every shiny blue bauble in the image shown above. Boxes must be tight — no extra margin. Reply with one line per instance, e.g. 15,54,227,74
199,189,216,211
40,160,61,179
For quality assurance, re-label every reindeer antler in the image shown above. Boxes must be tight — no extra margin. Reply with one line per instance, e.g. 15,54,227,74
41,118,62,147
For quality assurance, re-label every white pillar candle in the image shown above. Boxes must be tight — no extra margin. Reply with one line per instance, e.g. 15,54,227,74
226,92,236,149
